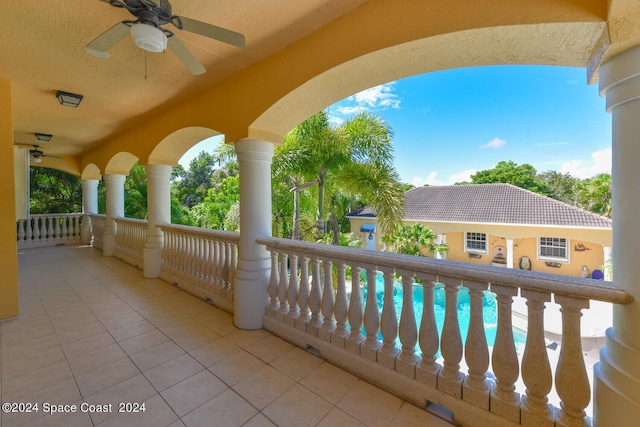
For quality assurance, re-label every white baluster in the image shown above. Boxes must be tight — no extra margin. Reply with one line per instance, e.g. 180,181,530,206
308,256,323,335
438,277,464,398
396,269,420,378
277,252,289,320
554,295,591,427
34,217,41,243
54,216,61,241
286,253,300,326
362,266,381,361
228,242,237,291
521,289,555,426
74,215,81,241
47,217,54,242
332,261,349,348
211,240,220,287
296,256,311,331
379,268,400,369
17,220,26,244
25,218,33,243
61,216,68,241
490,283,521,422
217,240,226,287
319,258,336,342
416,274,440,387
463,280,491,409
267,251,280,315
346,266,365,354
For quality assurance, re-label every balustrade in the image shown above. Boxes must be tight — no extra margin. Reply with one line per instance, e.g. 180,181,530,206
16,214,83,248
257,237,631,427
157,223,239,313
113,217,147,269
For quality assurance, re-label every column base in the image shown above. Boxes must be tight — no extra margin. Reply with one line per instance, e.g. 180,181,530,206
233,259,270,330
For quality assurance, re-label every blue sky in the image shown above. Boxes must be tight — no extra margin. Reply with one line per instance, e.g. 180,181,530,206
180,65,612,186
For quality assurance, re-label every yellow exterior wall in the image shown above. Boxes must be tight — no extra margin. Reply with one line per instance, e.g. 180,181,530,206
1,79,19,320
350,216,611,279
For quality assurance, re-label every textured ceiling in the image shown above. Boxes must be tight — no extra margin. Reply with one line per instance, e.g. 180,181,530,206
1,0,365,156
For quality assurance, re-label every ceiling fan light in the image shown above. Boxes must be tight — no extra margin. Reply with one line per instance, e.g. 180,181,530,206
130,23,167,53
31,156,42,163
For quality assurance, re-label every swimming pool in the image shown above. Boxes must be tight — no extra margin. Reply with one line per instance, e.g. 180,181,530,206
362,275,528,354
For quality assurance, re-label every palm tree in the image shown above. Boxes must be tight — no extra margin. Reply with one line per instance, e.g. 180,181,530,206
384,223,449,257
279,110,404,241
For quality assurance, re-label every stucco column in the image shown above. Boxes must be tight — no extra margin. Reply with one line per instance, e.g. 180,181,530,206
102,174,125,256
81,179,99,244
234,139,274,329
506,239,514,269
594,45,640,425
143,164,171,278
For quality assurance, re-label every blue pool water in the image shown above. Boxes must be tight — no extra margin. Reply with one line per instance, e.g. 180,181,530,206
362,275,528,354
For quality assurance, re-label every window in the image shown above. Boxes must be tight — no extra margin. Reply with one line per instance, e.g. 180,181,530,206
465,232,487,254
538,237,569,262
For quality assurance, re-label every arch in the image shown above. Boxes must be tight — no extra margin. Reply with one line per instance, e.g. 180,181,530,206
147,127,222,165
81,163,102,181
251,22,607,138
105,152,139,176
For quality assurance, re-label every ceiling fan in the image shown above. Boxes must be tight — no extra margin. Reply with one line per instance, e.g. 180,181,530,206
85,0,246,75
16,145,63,163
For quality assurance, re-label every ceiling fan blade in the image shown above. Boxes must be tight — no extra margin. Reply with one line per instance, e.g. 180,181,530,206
178,17,246,48
85,22,130,58
44,155,64,161
167,36,206,75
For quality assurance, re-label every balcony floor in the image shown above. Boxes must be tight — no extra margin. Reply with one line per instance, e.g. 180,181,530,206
1,246,452,427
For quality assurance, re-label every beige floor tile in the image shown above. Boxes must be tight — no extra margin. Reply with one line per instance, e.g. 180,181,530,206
144,353,204,392
130,340,186,372
316,407,366,427
209,351,267,386
299,362,359,404
233,365,295,410
96,393,179,427
161,370,228,417
56,321,108,344
1,344,66,380
83,374,157,425
109,319,157,342
390,402,455,427
245,334,295,363
269,347,324,381
336,381,403,427
181,389,256,427
189,338,241,367
226,329,271,349
262,384,333,427
2,360,73,402
119,329,170,355
1,334,59,363
61,331,117,359
67,343,127,377
25,404,93,427
171,326,221,352
75,357,140,397
243,413,277,427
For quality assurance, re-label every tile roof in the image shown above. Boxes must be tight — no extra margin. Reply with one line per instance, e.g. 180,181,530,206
349,184,612,228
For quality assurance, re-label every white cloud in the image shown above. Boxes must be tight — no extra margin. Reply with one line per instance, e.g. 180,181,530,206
480,137,507,149
559,147,611,178
349,84,401,110
411,168,476,187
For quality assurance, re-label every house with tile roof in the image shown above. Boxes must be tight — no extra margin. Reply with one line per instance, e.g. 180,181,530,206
348,183,612,278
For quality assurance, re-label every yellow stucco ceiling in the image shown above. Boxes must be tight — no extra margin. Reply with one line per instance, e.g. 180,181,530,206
2,0,639,176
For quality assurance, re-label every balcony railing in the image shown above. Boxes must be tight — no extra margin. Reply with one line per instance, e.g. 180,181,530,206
158,223,239,313
113,217,147,269
256,237,631,427
16,213,83,248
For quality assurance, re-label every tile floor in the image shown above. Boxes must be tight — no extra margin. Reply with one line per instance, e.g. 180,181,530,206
1,246,453,427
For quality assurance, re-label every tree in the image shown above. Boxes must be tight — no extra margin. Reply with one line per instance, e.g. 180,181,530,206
576,173,612,218
30,167,82,214
175,151,216,207
281,111,405,241
468,160,549,194
537,170,580,204
124,162,148,219
383,223,449,257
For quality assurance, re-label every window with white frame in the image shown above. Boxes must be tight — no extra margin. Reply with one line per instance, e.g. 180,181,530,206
464,232,487,253
538,237,569,262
